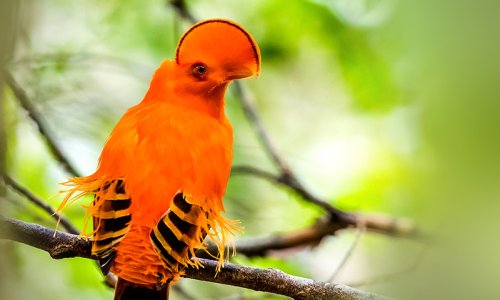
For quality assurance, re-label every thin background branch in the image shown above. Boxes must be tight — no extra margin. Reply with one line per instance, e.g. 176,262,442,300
347,245,428,288
4,71,80,177
328,226,365,282
2,173,79,234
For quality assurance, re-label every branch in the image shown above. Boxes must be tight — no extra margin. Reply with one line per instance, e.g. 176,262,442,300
230,83,291,175
206,214,416,258
231,72,346,219
185,258,383,300
231,166,417,237
2,174,79,234
207,219,343,257
4,71,80,177
328,227,365,282
0,216,92,259
0,216,387,300
231,165,347,218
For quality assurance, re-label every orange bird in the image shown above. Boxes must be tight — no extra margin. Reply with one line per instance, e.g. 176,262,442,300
57,19,260,299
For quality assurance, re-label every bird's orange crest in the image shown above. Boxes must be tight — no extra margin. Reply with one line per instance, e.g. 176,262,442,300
176,19,261,77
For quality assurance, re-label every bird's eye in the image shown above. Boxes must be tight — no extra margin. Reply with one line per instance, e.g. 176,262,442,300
192,64,207,79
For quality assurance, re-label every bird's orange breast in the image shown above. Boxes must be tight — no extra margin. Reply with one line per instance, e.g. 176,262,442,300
95,101,233,285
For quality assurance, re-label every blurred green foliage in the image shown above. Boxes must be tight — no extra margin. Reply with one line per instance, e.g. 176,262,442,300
1,0,500,299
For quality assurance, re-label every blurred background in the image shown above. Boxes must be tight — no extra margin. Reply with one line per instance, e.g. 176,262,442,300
1,0,500,299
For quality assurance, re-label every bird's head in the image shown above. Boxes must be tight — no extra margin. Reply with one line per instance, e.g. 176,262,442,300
143,19,260,116
173,19,260,98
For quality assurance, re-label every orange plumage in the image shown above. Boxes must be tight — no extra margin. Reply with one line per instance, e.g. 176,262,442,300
57,19,260,299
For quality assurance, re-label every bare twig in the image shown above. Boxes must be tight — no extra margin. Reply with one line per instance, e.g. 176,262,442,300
0,216,387,300
231,165,353,220
348,245,428,288
328,226,365,282
205,214,416,258
204,217,345,258
2,174,79,234
230,84,291,174
231,46,345,218
231,166,417,238
355,213,416,237
4,71,80,177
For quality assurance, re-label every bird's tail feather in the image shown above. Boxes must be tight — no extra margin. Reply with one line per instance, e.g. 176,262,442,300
114,278,169,300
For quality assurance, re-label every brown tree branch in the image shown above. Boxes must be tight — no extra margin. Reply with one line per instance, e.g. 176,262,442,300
206,213,416,258
230,83,292,176
232,48,345,218
4,71,80,177
185,258,384,300
231,165,348,218
207,218,343,258
0,216,92,259
231,166,417,238
0,216,387,300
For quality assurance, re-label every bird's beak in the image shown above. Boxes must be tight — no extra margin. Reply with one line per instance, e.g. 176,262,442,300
225,66,259,81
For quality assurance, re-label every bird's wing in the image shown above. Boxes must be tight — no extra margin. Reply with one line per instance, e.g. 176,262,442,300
149,191,207,273
92,179,132,274
150,190,241,273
